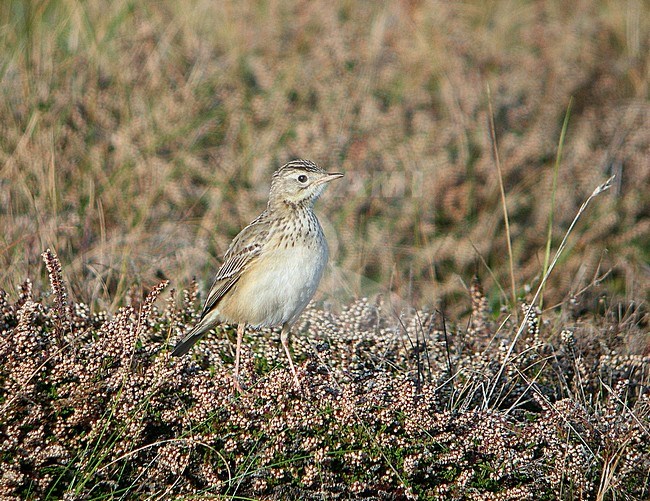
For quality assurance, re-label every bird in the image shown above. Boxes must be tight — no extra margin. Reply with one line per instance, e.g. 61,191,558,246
171,159,343,391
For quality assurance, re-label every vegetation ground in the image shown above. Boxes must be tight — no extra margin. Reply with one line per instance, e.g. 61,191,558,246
1,1,648,499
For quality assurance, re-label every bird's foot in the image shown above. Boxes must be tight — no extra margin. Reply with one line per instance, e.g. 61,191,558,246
288,368,313,398
231,375,248,395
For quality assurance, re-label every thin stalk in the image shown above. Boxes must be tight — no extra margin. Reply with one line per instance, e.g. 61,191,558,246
485,176,614,408
486,84,518,317
541,98,573,310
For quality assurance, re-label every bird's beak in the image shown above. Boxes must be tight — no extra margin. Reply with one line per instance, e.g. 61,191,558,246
315,172,344,186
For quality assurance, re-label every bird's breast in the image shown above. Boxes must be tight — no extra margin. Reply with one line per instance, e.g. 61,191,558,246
219,230,328,328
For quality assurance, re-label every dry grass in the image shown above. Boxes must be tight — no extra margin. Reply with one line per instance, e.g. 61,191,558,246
1,0,649,499
1,0,648,313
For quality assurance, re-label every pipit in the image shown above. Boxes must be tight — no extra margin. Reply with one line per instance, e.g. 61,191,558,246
172,159,343,390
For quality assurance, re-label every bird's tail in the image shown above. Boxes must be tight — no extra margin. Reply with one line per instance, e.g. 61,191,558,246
171,320,213,357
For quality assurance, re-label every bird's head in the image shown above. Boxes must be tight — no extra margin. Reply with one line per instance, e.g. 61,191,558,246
268,160,343,208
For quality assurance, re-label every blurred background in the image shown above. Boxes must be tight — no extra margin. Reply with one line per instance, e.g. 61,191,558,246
1,0,648,318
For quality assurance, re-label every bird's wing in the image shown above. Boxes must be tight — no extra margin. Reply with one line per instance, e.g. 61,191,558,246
199,212,270,318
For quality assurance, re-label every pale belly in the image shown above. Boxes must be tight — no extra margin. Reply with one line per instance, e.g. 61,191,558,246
217,242,328,328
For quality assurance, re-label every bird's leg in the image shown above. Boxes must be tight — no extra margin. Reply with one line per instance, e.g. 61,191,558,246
280,323,300,388
233,323,245,393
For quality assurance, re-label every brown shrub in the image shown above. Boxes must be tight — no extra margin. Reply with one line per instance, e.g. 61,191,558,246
0,253,648,500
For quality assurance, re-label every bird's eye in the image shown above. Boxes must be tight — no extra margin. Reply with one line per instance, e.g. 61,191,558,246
297,174,308,183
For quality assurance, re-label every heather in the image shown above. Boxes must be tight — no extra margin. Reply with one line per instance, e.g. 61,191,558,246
1,251,648,499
